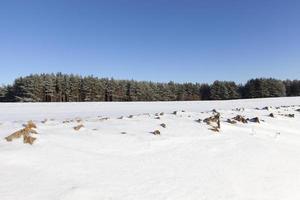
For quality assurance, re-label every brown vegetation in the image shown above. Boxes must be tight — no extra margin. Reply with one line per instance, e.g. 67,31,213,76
152,130,161,135
160,123,166,128
233,115,248,123
99,117,109,121
249,117,260,123
41,119,48,124
227,119,237,124
23,134,37,145
195,119,202,123
73,124,84,131
204,113,220,132
4,121,38,145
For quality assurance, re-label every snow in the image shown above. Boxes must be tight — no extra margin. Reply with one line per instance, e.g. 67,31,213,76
0,97,300,200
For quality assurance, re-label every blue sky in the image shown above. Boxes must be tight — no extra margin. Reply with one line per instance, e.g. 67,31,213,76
0,0,299,84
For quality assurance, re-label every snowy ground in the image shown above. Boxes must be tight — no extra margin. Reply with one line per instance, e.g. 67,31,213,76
0,97,300,200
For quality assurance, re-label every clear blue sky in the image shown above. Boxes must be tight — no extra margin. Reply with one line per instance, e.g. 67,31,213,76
0,0,299,84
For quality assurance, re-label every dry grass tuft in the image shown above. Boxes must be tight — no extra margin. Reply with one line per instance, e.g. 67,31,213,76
160,123,166,128
4,121,38,145
73,124,84,131
204,113,221,132
152,130,161,135
233,115,248,123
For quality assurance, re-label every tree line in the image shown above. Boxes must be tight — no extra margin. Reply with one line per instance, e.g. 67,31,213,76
0,73,299,102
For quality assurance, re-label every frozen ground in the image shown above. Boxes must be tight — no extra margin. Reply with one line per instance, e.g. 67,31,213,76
0,97,300,200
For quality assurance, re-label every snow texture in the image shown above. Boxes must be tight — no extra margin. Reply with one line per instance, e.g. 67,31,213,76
0,97,300,200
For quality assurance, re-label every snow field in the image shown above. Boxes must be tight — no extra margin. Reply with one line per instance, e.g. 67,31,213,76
0,97,300,200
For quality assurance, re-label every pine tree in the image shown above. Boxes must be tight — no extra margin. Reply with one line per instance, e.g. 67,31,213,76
199,84,211,100
1,73,296,102
13,77,28,102
0,86,7,101
284,80,300,96
42,74,55,102
244,78,286,98
68,75,81,102
210,81,228,100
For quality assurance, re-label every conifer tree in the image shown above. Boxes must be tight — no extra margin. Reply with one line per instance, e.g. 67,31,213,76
0,73,297,102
